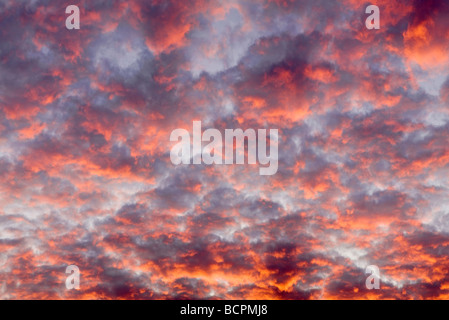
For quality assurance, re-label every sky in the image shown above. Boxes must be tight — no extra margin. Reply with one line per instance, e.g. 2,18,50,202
0,0,449,299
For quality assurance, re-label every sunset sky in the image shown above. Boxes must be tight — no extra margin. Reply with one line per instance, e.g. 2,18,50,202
1,0,449,299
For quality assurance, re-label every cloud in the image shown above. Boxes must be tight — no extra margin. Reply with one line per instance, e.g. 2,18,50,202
0,0,448,300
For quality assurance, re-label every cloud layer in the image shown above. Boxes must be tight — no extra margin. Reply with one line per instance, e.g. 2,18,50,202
0,0,449,299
